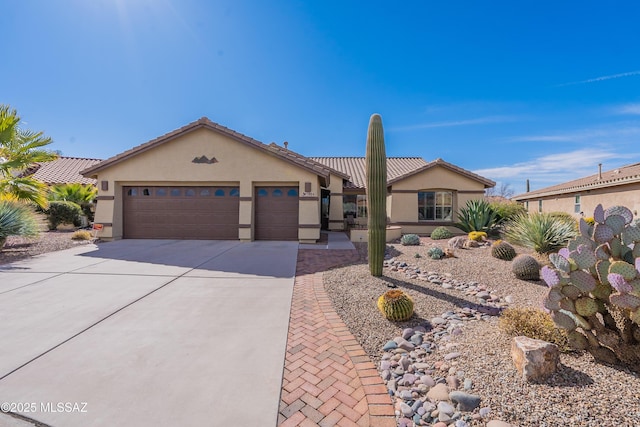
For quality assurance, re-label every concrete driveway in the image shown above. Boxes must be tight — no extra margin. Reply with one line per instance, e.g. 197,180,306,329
0,240,298,427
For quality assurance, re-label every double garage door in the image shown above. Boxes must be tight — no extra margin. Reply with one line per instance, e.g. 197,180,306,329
123,186,299,240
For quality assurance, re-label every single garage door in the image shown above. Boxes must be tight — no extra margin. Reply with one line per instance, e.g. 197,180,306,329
254,186,299,240
123,186,239,239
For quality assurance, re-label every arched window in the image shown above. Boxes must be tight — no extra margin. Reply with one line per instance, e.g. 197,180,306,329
156,188,167,196
229,188,240,197
185,189,196,197
273,189,283,197
214,189,225,197
127,188,137,196
170,188,181,197
257,189,268,197
287,189,298,197
200,189,211,196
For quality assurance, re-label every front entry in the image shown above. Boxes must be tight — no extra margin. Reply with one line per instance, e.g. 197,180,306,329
254,186,299,240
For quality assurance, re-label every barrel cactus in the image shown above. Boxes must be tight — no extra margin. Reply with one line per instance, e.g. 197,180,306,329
512,254,540,280
542,204,640,367
377,289,414,321
468,231,487,242
491,240,517,261
365,114,387,276
430,226,453,240
427,246,444,260
401,234,420,246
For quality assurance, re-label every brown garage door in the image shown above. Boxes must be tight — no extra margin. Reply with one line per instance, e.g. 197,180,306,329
254,186,299,240
123,186,239,239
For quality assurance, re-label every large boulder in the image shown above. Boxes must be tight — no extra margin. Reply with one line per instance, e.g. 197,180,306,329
511,336,559,382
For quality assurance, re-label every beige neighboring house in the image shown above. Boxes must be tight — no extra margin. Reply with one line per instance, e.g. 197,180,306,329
513,162,640,218
24,156,102,185
81,117,495,242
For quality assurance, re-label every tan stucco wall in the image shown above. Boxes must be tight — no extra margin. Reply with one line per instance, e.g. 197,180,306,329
327,174,346,231
521,183,640,219
389,166,486,235
92,127,321,241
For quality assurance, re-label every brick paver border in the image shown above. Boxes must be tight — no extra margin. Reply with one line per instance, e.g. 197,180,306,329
278,249,396,427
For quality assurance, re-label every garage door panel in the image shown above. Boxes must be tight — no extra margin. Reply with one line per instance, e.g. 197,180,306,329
123,186,239,239
255,186,299,241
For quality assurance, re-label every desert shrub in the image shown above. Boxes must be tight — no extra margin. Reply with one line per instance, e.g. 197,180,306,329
49,183,97,221
71,230,92,241
400,234,420,246
0,201,39,249
489,200,526,223
427,246,444,259
468,231,487,242
503,212,578,254
499,307,569,351
47,201,82,230
430,226,453,240
455,199,500,234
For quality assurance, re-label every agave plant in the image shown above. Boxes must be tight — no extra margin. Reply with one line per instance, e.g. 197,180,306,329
455,199,500,234
0,201,39,249
503,212,578,254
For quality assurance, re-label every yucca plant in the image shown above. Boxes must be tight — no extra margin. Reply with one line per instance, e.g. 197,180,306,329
455,199,500,234
0,201,39,249
503,212,578,254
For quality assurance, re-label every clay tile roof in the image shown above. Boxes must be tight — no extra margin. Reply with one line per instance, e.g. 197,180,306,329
311,157,495,189
25,157,102,185
514,162,640,200
81,117,345,181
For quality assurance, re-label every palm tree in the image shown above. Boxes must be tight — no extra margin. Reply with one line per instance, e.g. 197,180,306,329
0,105,58,208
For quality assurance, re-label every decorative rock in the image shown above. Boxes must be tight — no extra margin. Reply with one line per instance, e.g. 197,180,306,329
426,383,450,401
383,340,398,351
463,378,473,390
479,407,491,418
399,402,413,417
420,375,436,387
449,391,482,411
397,339,415,351
399,356,411,370
511,336,559,382
402,328,414,339
487,421,516,427
432,422,448,427
444,352,460,360
455,420,469,427
437,401,455,416
446,375,460,389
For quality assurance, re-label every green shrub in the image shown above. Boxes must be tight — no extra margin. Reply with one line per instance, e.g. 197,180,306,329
400,234,420,246
455,199,500,234
71,230,92,241
48,183,97,221
489,200,526,223
503,212,578,254
427,246,444,259
499,307,569,351
430,226,453,240
47,201,82,230
0,201,39,249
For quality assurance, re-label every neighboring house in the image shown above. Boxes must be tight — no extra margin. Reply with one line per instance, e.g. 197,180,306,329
81,117,495,242
24,156,102,185
513,163,640,218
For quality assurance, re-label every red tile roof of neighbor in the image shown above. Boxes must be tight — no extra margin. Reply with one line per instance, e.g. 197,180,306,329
27,157,102,185
514,162,640,200
311,157,496,189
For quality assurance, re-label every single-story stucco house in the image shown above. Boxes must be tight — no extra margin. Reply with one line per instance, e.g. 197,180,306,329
81,117,495,242
513,162,640,219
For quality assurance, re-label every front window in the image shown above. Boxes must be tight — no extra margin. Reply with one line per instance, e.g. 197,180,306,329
418,191,453,221
574,195,581,214
538,200,543,212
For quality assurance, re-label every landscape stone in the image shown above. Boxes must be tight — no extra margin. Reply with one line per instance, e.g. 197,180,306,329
511,336,559,382
383,340,398,351
487,421,516,427
426,383,450,402
437,401,455,415
449,391,482,411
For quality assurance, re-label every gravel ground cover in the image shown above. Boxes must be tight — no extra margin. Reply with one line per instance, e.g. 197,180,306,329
0,231,93,265
324,237,640,427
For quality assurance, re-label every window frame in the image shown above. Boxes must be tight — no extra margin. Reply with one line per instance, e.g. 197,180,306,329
417,190,454,221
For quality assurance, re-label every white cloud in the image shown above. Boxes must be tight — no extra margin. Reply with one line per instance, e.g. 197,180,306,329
473,148,634,195
390,115,519,132
557,70,640,87
614,103,640,115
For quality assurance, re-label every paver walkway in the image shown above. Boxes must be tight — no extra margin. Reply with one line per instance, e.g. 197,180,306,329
278,248,396,427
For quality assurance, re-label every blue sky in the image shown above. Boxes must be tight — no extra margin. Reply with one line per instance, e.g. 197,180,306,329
3,0,640,195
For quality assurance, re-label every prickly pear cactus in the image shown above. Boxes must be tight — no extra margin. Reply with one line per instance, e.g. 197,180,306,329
491,240,517,261
542,204,640,368
401,234,420,246
427,246,444,260
377,289,414,321
512,254,540,280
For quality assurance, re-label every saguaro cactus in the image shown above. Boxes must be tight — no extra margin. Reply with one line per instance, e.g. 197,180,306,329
366,113,387,276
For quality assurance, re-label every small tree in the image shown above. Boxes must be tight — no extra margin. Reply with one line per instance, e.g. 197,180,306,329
365,114,387,276
0,105,57,208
